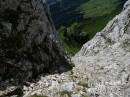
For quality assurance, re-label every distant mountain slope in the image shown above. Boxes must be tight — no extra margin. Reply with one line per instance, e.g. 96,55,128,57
80,0,126,17
48,0,126,28
47,0,86,28
47,0,126,54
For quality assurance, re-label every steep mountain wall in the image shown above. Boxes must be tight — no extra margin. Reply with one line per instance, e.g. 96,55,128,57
72,0,130,96
0,0,71,83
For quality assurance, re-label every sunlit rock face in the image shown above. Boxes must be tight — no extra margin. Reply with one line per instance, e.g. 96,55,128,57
0,0,71,82
72,0,130,96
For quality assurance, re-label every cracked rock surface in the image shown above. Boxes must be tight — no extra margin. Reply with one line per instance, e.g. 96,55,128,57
72,0,130,96
0,0,71,83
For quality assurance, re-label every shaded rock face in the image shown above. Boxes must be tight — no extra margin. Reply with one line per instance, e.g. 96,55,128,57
72,0,130,96
0,0,70,82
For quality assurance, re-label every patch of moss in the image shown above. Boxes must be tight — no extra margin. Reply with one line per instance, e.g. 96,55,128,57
74,86,82,92
129,48,130,52
78,81,89,88
56,90,72,97
6,86,23,97
106,38,114,44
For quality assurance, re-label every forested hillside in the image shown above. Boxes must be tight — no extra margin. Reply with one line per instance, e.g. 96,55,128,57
47,0,126,54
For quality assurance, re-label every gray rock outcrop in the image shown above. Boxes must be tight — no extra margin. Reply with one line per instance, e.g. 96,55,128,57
72,0,130,96
0,0,71,83
1,0,130,97
20,1,130,97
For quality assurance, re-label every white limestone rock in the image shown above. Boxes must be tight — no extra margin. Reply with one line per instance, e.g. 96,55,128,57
72,0,130,97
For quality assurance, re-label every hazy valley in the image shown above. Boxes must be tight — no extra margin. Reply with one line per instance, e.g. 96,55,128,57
48,0,126,54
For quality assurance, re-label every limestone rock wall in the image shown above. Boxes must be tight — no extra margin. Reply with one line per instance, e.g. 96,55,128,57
72,0,130,96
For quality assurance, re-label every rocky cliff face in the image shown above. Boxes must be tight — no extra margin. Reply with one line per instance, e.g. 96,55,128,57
0,0,71,83
1,0,130,97
1,1,129,97
72,0,130,96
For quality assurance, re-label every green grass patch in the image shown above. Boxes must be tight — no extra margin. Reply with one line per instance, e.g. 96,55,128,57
5,86,23,97
63,40,82,54
56,90,72,97
78,81,89,88
81,9,121,38
79,0,123,18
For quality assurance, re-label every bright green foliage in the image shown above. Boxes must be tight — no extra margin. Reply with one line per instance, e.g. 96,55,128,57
57,90,72,97
58,23,85,54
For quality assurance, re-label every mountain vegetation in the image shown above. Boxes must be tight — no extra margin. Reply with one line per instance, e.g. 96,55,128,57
48,0,126,54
